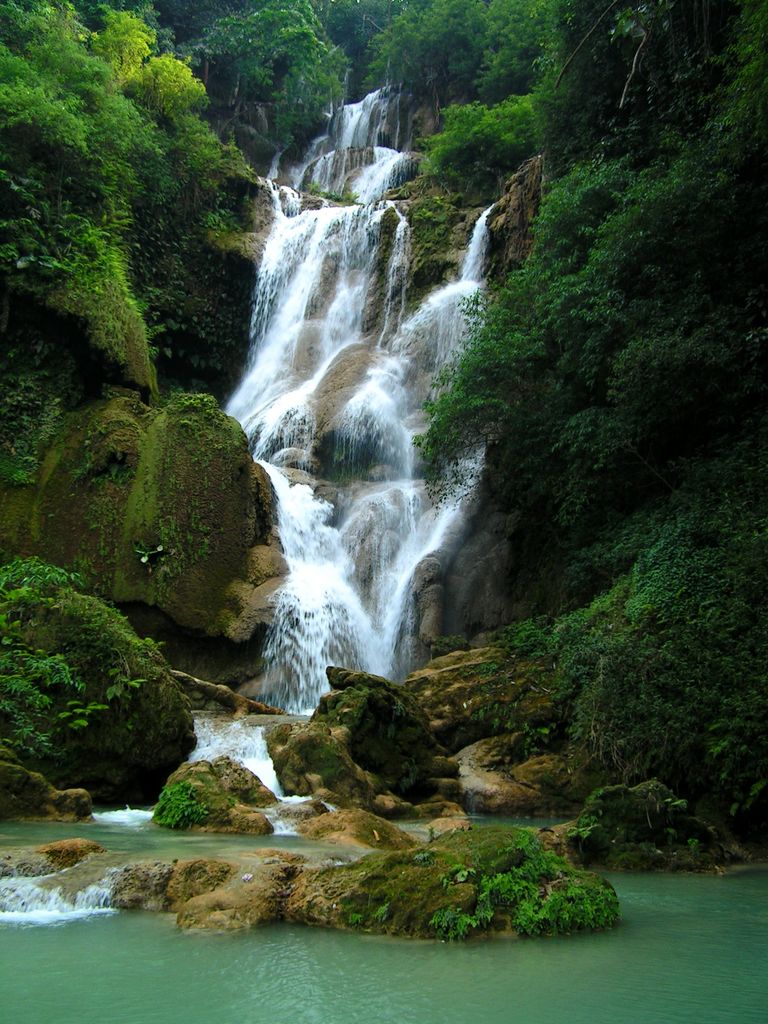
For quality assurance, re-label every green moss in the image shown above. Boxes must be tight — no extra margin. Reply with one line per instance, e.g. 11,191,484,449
312,826,619,940
0,391,270,639
406,191,465,305
316,672,438,795
0,557,193,801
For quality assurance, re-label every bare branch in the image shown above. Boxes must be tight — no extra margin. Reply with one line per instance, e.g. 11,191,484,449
555,0,624,90
619,28,651,108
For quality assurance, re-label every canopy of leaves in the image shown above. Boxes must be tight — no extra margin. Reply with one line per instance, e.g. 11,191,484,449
424,95,537,190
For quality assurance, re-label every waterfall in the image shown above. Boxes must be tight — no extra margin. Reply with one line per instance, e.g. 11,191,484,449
227,88,492,712
190,714,316,833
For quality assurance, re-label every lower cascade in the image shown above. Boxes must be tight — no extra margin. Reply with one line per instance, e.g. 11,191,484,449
227,88,491,712
0,876,114,924
191,714,314,834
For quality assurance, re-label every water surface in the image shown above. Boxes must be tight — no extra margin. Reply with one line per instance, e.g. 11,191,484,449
1,816,766,1024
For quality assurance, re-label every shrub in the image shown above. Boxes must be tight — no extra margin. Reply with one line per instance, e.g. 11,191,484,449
153,780,208,829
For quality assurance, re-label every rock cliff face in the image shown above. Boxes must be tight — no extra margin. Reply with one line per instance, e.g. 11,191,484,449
0,390,286,684
486,154,544,280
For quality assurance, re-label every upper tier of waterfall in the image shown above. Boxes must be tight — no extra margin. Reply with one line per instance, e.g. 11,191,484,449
227,88,491,712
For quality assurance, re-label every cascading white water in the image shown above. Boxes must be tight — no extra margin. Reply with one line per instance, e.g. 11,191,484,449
191,715,315,833
0,876,114,924
192,715,286,796
227,88,492,711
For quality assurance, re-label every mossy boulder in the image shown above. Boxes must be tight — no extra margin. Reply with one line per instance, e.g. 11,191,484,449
266,721,378,809
35,838,106,869
155,756,276,834
404,647,558,754
285,825,619,940
174,856,302,931
12,587,195,802
0,746,92,821
405,192,469,304
0,392,285,676
317,667,442,796
457,742,607,816
565,780,728,870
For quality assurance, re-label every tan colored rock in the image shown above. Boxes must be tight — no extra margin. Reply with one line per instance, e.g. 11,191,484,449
457,743,603,816
175,859,300,930
487,155,543,279
36,839,106,870
223,805,274,835
371,793,415,818
298,808,418,851
405,647,557,753
426,816,472,837
166,859,237,909
410,800,466,819
110,862,175,910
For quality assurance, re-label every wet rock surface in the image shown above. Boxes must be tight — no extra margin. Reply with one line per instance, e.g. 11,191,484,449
266,669,462,819
155,756,277,834
0,747,92,822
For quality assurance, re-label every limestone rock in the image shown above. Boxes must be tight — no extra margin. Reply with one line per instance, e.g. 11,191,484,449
175,858,300,930
316,667,441,796
110,862,175,910
426,816,472,837
0,752,92,822
0,392,287,679
267,721,377,809
285,825,619,940
157,756,277,833
405,647,558,754
456,743,603,816
298,809,418,851
35,839,106,870
487,155,543,279
166,859,238,908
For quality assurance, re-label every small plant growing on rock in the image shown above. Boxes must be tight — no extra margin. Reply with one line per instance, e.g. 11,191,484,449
429,906,476,941
153,781,208,829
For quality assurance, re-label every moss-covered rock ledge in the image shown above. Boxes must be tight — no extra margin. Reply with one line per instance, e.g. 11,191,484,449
3,823,618,939
0,391,286,681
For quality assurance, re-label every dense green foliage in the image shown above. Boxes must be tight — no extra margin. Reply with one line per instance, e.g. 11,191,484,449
153,779,209,828
0,559,86,756
424,95,536,190
0,0,260,439
420,0,768,832
366,0,545,106
429,828,618,939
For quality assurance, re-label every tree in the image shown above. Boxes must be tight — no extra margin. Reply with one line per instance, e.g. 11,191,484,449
424,95,537,190
91,9,156,84
129,53,208,119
